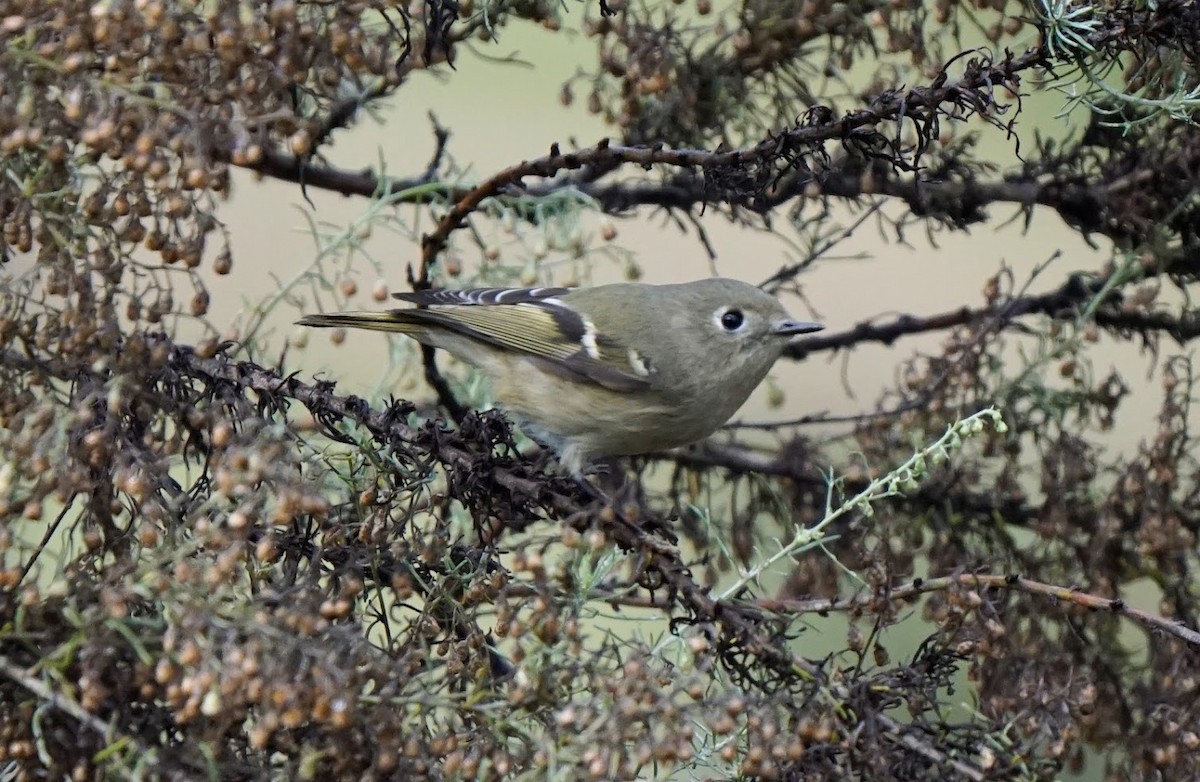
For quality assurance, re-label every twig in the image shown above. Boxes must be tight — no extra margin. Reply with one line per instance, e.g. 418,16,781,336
420,343,468,422
756,573,1200,648
412,43,1044,279
0,655,149,758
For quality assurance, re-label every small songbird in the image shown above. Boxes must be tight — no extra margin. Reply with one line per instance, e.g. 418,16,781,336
298,278,822,474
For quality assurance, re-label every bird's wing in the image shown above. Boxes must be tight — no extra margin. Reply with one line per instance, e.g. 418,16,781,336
392,286,570,307
398,298,656,392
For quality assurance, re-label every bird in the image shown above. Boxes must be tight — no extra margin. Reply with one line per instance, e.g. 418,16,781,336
298,277,823,474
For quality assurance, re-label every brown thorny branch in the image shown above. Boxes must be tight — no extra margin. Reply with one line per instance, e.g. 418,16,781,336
784,272,1200,362
510,573,1200,649
221,2,1200,275
0,339,993,779
408,34,1034,282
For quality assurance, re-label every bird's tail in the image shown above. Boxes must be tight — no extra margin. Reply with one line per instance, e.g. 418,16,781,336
296,311,424,334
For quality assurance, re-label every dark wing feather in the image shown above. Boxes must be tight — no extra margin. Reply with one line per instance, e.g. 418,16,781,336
392,299,653,392
392,286,571,307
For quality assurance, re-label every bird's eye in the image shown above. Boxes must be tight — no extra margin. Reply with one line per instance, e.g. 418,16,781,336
720,309,745,331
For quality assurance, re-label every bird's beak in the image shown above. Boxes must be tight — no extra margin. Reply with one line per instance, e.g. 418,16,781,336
772,319,824,336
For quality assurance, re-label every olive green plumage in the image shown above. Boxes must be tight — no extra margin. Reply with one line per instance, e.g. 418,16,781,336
298,278,822,473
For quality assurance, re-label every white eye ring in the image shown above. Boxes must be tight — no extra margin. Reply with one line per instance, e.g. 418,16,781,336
714,306,746,333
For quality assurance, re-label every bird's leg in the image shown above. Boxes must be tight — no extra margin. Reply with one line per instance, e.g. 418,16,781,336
571,472,611,505
589,455,628,496
571,456,640,507
522,443,557,473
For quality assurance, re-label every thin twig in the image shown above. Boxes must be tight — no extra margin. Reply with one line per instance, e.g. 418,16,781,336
756,573,1200,648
